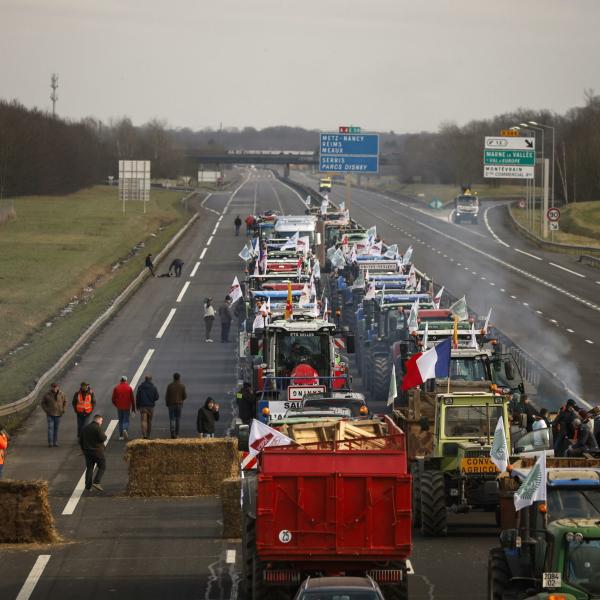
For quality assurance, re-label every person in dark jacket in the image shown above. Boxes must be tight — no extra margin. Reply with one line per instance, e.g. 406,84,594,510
197,397,220,438
234,215,242,236
80,414,107,492
553,399,578,456
168,258,184,277
136,374,159,439
145,253,156,277
236,382,256,425
522,395,538,432
41,382,67,447
566,419,593,457
165,372,187,438
218,295,234,343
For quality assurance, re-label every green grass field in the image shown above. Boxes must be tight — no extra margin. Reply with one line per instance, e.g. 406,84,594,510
0,186,190,405
511,203,600,249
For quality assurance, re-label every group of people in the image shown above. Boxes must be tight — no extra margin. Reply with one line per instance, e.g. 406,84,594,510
145,254,185,278
509,392,599,457
203,295,239,343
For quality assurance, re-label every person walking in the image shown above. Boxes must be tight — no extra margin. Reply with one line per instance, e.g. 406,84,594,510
204,297,215,342
197,397,220,438
112,376,135,440
145,253,156,277
218,295,234,343
136,374,159,439
0,424,8,479
72,382,96,438
236,382,256,425
165,373,187,438
41,382,66,447
80,414,107,492
168,258,185,277
234,215,242,236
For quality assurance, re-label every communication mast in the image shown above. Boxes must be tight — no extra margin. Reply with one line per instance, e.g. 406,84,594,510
50,73,59,117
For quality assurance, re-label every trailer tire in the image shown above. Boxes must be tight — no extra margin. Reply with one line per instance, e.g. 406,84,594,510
381,579,408,600
420,470,447,537
372,355,391,403
411,464,422,528
488,548,510,600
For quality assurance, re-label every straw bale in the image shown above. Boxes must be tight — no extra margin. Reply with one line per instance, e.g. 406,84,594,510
125,438,240,496
220,477,242,538
0,480,60,544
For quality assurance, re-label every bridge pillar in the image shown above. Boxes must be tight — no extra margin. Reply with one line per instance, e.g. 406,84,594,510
283,163,290,178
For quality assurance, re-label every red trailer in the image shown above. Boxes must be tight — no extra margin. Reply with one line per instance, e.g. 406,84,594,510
241,416,412,600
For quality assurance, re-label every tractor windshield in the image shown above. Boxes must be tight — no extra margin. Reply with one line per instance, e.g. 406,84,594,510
275,332,330,380
450,356,489,382
457,196,476,206
547,488,600,520
444,405,503,437
565,539,600,595
302,593,380,600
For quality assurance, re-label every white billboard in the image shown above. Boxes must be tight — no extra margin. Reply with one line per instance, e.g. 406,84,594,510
484,165,534,179
118,160,151,202
197,170,222,183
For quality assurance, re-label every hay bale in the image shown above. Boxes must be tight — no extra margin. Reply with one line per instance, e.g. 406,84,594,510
125,437,240,496
0,480,59,544
221,478,242,538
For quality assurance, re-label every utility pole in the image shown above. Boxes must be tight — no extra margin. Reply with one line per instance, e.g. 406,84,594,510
50,73,59,117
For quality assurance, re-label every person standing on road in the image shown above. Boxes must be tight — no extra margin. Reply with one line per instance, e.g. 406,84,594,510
112,376,135,441
553,398,577,456
197,397,220,438
168,258,185,277
236,382,256,425
234,215,242,236
204,297,215,342
245,215,255,236
41,382,66,447
145,253,156,277
80,414,107,492
136,375,159,439
166,372,187,439
0,424,9,479
522,395,538,432
72,382,96,438
218,295,234,343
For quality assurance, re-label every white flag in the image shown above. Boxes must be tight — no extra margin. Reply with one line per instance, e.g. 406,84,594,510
313,260,321,280
434,285,444,309
402,245,413,266
364,281,376,300
299,284,310,306
449,296,468,321
366,225,377,240
470,322,478,349
238,245,252,261
320,199,329,214
281,232,299,251
423,321,429,349
228,276,243,304
369,241,383,256
514,452,547,512
252,313,268,332
297,236,310,253
338,200,345,211
490,416,509,473
483,307,493,333
387,363,397,406
408,299,419,333
241,419,295,469
407,264,417,289
384,244,398,259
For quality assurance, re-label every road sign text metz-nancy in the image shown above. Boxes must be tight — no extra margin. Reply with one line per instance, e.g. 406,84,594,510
319,132,379,173
483,136,536,179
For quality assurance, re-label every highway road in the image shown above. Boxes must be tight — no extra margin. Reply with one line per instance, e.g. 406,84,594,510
2,168,589,600
291,171,599,406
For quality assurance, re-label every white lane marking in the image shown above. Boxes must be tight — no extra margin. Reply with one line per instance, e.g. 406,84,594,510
190,262,200,277
536,310,543,314
176,281,191,303
500,288,506,292
200,248,207,260
131,349,155,388
200,193,220,216
15,555,51,600
226,549,236,564
515,248,543,261
406,559,415,575
523,302,529,306
484,205,510,247
567,328,574,333
156,308,176,338
586,339,594,344
596,281,600,285
62,419,118,515
549,262,585,278
511,295,517,299
207,235,214,246
490,282,495,286
217,216,223,223
550,318,558,324
212,225,219,236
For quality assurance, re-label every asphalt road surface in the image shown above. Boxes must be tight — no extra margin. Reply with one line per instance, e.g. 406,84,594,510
292,171,599,406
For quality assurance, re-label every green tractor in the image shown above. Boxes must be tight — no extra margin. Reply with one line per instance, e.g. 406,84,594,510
406,392,511,536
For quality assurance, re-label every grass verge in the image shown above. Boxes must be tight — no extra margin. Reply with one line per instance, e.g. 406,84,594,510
0,186,193,406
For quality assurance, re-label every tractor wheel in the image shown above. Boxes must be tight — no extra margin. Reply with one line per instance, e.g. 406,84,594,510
420,470,447,537
380,579,408,600
411,463,422,528
488,548,510,600
372,354,391,403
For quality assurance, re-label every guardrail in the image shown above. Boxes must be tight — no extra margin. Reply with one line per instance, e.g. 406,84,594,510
0,191,201,419
579,254,600,269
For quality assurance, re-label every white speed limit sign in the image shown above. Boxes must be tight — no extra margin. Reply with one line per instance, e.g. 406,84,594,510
546,207,561,222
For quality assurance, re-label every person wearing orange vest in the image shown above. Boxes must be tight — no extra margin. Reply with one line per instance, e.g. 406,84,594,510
72,382,96,438
0,424,8,478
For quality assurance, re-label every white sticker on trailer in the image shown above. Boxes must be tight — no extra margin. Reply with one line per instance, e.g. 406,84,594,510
287,386,326,400
278,530,292,543
542,572,561,588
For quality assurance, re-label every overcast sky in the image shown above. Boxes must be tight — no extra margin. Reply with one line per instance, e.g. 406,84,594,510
2,0,600,133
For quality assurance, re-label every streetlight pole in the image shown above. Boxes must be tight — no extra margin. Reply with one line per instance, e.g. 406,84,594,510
530,121,556,239
510,126,529,226
522,123,546,237
514,125,538,232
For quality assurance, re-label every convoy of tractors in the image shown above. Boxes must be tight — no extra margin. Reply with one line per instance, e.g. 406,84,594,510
233,179,600,600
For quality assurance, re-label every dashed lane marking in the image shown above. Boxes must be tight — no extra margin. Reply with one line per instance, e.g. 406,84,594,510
549,262,585,278
515,248,543,261
200,248,207,260
567,328,575,333
190,262,200,277
15,555,51,600
511,295,517,299
586,339,594,344
62,419,118,515
131,349,155,388
207,235,214,246
176,281,191,303
156,308,176,338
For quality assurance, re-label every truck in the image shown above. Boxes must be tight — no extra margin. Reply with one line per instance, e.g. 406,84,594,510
489,457,600,599
240,415,412,600
319,176,332,193
397,391,512,536
454,186,480,224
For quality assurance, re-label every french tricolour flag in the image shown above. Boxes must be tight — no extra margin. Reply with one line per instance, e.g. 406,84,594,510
401,337,452,390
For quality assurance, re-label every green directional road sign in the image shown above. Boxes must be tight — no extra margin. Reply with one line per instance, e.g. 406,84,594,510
429,198,443,209
484,149,535,166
